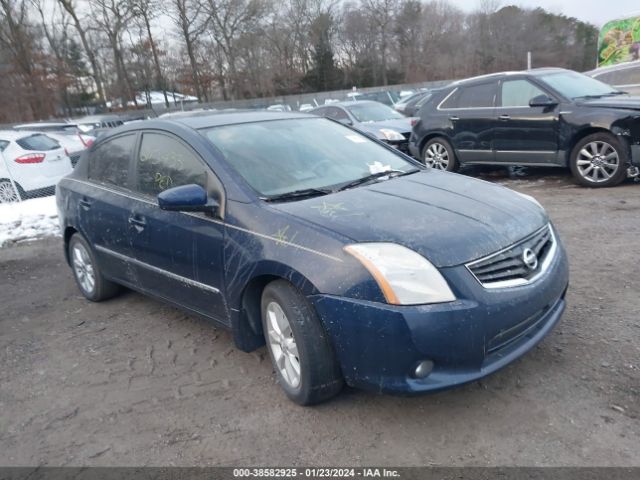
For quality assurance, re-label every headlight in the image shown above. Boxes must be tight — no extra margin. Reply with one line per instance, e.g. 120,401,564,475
344,243,456,305
379,129,405,141
515,191,544,210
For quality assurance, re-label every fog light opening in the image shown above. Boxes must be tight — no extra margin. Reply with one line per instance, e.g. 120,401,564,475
413,360,434,379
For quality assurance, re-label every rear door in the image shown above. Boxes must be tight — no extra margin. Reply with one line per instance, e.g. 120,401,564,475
493,78,560,164
83,133,139,284
438,81,498,164
127,131,228,323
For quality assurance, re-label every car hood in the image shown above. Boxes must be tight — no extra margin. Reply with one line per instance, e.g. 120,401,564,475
578,96,640,110
358,118,414,135
272,171,548,268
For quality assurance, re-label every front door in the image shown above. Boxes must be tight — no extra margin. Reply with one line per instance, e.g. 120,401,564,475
128,131,228,324
493,78,560,164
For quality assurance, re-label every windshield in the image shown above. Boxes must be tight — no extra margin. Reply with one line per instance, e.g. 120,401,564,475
202,118,418,197
347,103,404,123
539,71,621,99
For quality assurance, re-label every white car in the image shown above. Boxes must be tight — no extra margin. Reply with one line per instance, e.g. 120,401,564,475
0,131,73,203
14,123,95,167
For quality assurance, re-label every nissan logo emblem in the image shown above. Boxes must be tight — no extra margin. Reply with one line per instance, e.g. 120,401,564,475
522,248,538,270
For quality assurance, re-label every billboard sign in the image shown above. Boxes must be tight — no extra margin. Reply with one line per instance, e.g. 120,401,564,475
598,15,640,66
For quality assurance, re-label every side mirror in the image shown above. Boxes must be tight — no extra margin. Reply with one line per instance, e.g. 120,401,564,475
337,117,353,126
158,184,219,214
529,94,558,108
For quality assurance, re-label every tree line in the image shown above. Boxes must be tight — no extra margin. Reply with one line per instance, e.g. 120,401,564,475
0,0,599,122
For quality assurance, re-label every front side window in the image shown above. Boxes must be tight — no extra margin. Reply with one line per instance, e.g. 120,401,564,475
500,79,546,107
202,118,418,197
135,133,208,197
87,134,136,188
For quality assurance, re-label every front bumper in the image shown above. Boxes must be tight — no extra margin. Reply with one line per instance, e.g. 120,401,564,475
310,237,569,395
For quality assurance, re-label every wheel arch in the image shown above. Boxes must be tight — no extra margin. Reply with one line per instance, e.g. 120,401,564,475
230,263,320,353
63,226,79,265
565,127,629,166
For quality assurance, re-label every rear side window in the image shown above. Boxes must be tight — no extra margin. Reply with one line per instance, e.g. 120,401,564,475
88,134,136,188
135,133,208,197
442,82,497,109
500,79,546,107
16,134,59,151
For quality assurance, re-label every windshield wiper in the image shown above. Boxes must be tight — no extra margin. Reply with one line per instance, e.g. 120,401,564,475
336,169,419,192
262,187,332,202
574,91,627,99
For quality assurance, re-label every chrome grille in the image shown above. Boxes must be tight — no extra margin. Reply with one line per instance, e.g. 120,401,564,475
466,224,556,288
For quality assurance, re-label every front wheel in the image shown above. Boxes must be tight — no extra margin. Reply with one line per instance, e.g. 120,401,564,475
422,137,459,171
569,133,628,188
261,280,343,405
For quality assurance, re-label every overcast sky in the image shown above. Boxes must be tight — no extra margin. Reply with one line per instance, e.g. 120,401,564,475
450,0,640,27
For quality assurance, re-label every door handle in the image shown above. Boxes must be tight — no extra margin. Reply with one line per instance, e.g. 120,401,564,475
498,114,511,121
449,116,460,121
128,215,146,231
79,198,92,210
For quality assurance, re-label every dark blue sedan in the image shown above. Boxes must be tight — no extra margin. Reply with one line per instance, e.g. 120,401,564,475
56,112,569,405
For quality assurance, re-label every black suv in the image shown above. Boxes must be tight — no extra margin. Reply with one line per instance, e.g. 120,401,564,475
409,68,640,187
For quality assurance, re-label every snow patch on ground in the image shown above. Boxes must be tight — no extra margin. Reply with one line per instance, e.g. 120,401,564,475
0,196,60,247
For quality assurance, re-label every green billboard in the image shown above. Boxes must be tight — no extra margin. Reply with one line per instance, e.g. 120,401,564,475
598,15,640,66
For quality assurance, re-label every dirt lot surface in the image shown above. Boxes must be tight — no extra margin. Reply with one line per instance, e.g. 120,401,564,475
1,168,639,467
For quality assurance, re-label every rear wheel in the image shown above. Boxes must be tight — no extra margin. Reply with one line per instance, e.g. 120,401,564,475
68,233,120,302
569,133,628,188
0,180,22,203
422,137,458,171
261,280,343,405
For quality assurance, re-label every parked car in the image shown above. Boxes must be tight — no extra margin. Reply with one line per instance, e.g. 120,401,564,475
394,90,429,115
298,103,315,112
347,90,402,106
310,100,416,154
402,91,433,117
410,67,640,187
14,122,95,167
57,111,568,405
266,104,292,112
585,60,640,96
0,131,72,203
74,114,125,136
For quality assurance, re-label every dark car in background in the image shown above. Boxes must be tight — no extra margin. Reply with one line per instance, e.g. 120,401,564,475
409,68,640,187
57,111,568,405
586,61,640,96
395,91,431,117
310,101,416,154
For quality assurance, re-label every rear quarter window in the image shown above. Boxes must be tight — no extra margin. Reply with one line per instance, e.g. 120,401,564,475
0,140,8,152
16,134,59,151
87,134,136,188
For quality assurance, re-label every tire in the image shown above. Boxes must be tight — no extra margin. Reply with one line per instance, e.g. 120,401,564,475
569,132,628,188
68,233,120,302
261,280,343,405
422,137,459,171
0,179,24,203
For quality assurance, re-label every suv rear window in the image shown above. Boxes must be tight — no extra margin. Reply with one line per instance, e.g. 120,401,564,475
16,134,59,151
441,82,497,109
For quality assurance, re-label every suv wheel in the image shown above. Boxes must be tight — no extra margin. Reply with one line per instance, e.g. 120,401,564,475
422,138,458,171
570,133,628,188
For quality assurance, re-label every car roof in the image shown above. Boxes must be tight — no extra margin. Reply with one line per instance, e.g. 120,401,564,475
0,129,46,140
168,111,316,129
450,67,569,86
585,60,640,76
311,100,380,110
15,122,76,128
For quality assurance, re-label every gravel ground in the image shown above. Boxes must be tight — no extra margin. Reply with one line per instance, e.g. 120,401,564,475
0,168,639,467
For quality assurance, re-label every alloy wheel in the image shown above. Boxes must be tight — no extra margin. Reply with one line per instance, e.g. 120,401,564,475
424,142,450,170
265,301,301,389
0,181,19,203
576,141,620,183
72,243,96,294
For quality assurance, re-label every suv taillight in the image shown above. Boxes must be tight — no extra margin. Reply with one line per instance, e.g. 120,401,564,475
15,153,46,164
